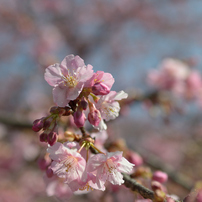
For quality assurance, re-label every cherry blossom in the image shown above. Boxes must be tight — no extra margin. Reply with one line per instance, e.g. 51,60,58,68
86,151,134,187
47,142,86,184
44,54,94,106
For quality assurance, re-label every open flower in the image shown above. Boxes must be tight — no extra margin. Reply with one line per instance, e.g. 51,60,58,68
92,91,128,130
95,90,128,121
86,151,134,187
47,142,86,184
45,54,94,106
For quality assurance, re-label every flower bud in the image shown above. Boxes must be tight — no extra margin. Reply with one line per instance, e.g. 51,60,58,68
73,109,86,128
47,132,58,146
39,132,48,142
152,171,168,184
126,150,143,166
88,108,101,127
32,118,45,132
92,82,110,95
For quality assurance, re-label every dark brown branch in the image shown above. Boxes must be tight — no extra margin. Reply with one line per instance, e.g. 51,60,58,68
123,173,155,200
79,126,87,137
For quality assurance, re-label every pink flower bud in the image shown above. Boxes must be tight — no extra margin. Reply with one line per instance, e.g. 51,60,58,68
152,171,168,183
92,83,110,95
73,109,86,128
32,118,45,132
126,150,143,166
88,108,101,127
47,132,58,146
39,132,48,142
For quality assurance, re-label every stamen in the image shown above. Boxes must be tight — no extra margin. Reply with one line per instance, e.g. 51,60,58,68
62,73,78,88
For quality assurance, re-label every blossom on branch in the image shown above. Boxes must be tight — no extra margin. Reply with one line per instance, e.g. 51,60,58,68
47,142,86,184
44,54,94,107
86,151,134,187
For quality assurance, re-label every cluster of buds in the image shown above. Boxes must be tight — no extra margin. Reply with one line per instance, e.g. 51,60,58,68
32,106,72,145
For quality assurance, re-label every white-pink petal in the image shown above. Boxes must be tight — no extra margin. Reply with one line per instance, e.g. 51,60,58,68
44,63,63,86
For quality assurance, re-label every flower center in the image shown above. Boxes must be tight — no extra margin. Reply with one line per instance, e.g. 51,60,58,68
79,182,94,191
62,74,78,88
104,159,115,174
61,156,78,172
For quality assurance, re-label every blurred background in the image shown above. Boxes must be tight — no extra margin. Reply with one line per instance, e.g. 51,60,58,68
1,0,202,201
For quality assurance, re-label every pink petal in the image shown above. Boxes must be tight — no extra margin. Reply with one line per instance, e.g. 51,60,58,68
53,86,70,107
45,63,63,86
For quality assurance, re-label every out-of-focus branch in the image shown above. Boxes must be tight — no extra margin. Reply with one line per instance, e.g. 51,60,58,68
135,147,193,191
123,173,181,202
0,111,32,128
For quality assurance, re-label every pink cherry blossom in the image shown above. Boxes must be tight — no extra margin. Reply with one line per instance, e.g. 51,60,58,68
96,90,128,121
93,91,128,130
86,151,134,187
44,54,94,106
47,142,86,184
85,71,114,90
148,58,190,92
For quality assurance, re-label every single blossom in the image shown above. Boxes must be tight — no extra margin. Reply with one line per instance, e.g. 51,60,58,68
92,91,128,130
86,151,134,188
44,54,94,106
47,142,86,184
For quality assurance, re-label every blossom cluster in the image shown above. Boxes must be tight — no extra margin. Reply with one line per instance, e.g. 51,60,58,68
44,54,128,130
32,54,134,197
148,58,202,103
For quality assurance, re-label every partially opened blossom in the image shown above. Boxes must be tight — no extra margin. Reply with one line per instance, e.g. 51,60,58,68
86,151,134,187
85,71,114,94
47,142,86,184
45,54,94,106
96,90,128,121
